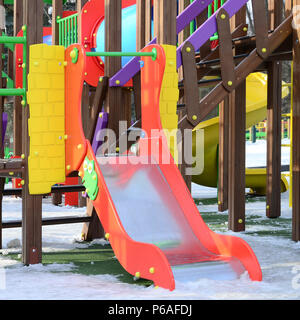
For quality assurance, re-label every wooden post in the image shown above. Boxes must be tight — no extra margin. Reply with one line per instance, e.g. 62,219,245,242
13,0,23,157
81,78,108,241
178,0,192,192
292,0,300,241
266,0,283,219
133,0,151,121
0,0,5,249
22,0,43,265
52,0,63,45
155,0,177,46
76,0,89,44
228,82,246,232
218,97,229,212
285,0,293,17
105,0,124,138
228,6,247,232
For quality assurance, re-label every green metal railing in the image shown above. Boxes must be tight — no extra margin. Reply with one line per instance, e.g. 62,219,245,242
57,13,79,48
0,25,27,104
208,0,227,41
86,48,158,61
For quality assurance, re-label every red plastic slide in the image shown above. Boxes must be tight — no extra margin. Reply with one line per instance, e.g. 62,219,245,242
64,44,262,291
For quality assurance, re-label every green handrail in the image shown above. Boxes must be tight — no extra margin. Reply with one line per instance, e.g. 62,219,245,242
86,48,158,61
0,25,27,104
57,13,79,48
208,0,227,42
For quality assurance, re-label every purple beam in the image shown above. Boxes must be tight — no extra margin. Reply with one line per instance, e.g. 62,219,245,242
110,0,214,87
177,0,214,34
2,112,7,144
92,112,109,154
176,0,250,68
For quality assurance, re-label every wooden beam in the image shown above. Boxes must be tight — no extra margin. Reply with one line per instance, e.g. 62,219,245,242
266,0,283,219
81,199,105,242
22,0,43,265
76,0,89,44
228,82,246,232
155,0,177,45
178,15,293,131
196,7,211,59
105,0,123,138
0,0,4,249
268,0,283,30
177,0,190,190
292,0,300,241
218,97,229,212
228,5,246,232
134,0,151,122
86,77,109,143
285,0,293,17
52,0,63,45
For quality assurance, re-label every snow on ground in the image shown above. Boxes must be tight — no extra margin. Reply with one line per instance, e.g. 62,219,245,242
0,139,300,300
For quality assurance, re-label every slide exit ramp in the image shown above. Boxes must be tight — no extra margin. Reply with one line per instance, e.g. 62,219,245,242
63,44,262,290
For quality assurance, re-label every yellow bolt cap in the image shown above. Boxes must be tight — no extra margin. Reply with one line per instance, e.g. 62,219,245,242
70,50,76,59
186,47,191,53
21,180,25,186
149,267,155,274
105,233,110,240
228,81,233,86
135,272,141,278
221,14,226,19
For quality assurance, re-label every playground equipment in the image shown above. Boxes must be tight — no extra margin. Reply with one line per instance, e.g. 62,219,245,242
0,0,299,290
24,42,261,290
193,72,290,194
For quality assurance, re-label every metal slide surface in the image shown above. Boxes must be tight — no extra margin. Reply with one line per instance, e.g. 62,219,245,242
98,155,246,282
65,44,262,291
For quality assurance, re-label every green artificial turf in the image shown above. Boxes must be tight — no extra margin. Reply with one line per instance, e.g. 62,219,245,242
3,195,292,286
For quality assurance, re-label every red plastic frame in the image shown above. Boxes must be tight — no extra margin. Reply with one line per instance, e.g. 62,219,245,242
81,0,136,87
65,43,262,290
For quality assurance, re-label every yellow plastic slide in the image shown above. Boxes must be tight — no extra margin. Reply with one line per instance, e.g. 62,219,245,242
192,73,290,195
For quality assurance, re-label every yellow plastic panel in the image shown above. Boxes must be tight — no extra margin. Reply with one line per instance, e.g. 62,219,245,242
27,44,65,195
160,45,179,163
